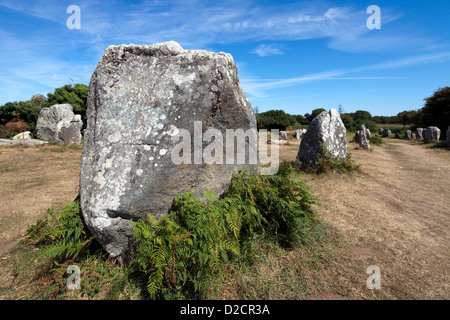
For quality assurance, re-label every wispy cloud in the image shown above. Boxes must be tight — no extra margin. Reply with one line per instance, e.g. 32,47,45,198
0,0,447,105
241,51,450,98
251,44,283,57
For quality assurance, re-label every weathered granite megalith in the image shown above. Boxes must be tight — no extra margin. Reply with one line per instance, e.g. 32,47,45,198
416,128,425,141
296,109,347,167
357,124,371,150
424,126,441,143
79,41,258,257
36,104,82,145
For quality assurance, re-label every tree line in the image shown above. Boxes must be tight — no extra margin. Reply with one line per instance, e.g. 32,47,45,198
0,84,88,138
256,86,449,140
1,85,448,141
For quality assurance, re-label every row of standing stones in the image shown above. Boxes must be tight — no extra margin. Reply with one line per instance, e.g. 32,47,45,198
75,41,350,258
388,126,449,146
354,125,450,151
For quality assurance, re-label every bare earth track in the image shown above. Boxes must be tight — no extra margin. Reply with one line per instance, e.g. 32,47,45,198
0,138,449,299
301,138,450,299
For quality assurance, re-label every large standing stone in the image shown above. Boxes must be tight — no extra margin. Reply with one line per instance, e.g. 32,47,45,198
80,41,258,258
297,109,347,166
36,104,82,145
424,126,441,143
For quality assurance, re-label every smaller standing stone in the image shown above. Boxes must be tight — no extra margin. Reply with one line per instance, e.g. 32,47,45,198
357,124,371,150
297,109,347,167
280,131,288,141
405,130,412,140
36,104,83,145
416,128,425,141
381,129,392,137
12,131,31,140
447,126,450,147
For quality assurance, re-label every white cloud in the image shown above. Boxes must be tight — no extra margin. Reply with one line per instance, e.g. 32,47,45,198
251,44,283,57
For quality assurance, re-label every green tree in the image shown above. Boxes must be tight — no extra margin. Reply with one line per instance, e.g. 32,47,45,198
295,114,309,125
420,87,450,140
340,113,355,131
353,110,372,122
308,108,327,122
397,110,417,128
43,84,88,129
256,110,296,130
0,101,42,135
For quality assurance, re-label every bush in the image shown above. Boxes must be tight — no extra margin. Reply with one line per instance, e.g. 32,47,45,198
27,202,97,264
370,135,383,146
42,84,88,131
256,110,297,130
131,170,317,299
295,145,361,174
27,171,318,300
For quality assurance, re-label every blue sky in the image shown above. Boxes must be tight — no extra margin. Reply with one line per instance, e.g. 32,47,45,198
0,0,449,116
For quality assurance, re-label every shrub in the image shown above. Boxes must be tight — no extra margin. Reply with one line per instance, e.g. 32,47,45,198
369,135,383,146
27,202,97,264
27,171,318,300
131,170,317,299
295,145,361,174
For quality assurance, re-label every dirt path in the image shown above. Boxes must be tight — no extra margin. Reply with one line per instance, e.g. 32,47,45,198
300,138,450,299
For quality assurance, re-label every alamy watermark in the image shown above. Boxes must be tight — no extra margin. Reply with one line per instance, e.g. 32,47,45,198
366,265,381,290
367,5,381,30
67,5,81,30
66,265,81,290
169,122,280,175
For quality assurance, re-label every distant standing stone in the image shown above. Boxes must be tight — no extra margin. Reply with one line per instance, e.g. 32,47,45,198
447,126,450,146
424,126,441,143
297,109,347,167
381,129,392,138
280,131,288,140
357,124,371,150
36,104,82,145
12,131,31,140
405,130,412,140
416,128,425,141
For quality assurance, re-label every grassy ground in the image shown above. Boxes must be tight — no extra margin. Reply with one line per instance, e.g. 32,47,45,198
1,137,449,300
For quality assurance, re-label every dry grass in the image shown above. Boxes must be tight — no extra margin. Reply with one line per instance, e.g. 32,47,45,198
0,143,82,299
242,136,450,299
